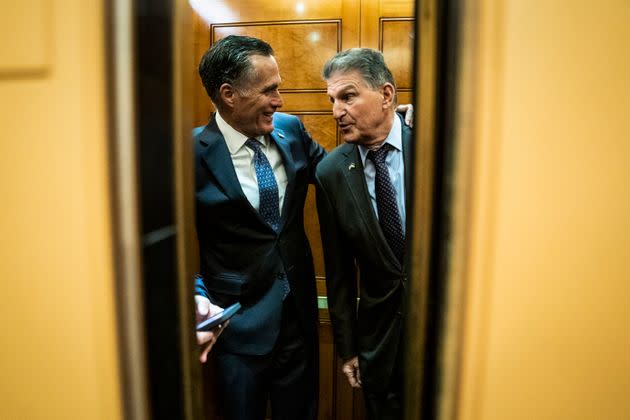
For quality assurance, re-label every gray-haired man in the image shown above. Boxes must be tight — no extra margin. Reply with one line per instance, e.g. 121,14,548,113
316,48,411,419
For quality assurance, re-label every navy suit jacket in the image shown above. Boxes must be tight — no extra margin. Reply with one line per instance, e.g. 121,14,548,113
193,112,325,355
314,114,412,391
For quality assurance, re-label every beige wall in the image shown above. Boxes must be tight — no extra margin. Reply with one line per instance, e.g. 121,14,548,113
459,1,630,419
0,0,122,419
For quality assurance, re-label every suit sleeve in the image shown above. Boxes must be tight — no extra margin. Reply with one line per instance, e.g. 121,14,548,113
296,117,326,183
315,173,358,360
194,274,209,298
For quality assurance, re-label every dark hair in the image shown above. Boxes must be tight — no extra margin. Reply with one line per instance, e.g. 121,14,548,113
198,35,274,106
322,48,396,90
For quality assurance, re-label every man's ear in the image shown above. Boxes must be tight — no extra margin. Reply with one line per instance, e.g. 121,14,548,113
381,83,396,109
219,83,236,108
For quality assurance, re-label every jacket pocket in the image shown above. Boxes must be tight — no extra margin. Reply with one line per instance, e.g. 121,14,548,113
204,272,246,296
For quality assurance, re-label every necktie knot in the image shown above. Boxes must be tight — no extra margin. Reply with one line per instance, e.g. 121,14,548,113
245,137,263,153
367,143,393,165
244,136,280,232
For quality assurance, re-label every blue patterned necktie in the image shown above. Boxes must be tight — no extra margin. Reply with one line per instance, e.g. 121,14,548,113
245,138,280,231
367,144,405,262
245,138,290,298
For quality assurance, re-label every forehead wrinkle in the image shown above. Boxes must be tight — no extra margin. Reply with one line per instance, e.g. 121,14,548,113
327,81,359,98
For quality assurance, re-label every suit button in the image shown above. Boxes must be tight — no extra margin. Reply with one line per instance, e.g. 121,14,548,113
397,311,403,318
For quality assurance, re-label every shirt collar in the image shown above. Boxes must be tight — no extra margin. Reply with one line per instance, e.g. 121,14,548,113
215,111,266,155
358,115,402,166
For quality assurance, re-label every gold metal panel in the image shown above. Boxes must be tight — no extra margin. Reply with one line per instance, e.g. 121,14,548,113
404,0,437,418
212,21,341,90
0,0,50,76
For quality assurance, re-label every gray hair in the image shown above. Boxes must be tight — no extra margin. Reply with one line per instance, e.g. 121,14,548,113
322,48,396,90
198,35,274,107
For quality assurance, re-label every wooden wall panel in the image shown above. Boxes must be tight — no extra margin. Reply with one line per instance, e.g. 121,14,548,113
397,91,413,105
193,20,341,126
299,114,339,288
189,0,343,24
380,18,414,89
192,13,212,126
318,323,335,420
280,92,332,113
213,21,340,90
361,0,414,48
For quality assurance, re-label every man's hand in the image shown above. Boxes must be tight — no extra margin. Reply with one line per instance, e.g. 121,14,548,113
195,295,228,363
396,104,414,127
342,356,362,388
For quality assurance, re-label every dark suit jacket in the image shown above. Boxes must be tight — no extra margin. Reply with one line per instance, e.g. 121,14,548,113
315,114,412,391
193,112,325,355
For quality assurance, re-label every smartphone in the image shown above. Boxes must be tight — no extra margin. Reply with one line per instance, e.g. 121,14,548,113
196,302,241,332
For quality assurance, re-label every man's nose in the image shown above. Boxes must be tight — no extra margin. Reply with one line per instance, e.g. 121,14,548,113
271,91,283,108
332,101,344,119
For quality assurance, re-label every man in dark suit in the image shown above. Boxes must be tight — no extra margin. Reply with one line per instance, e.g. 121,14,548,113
315,48,411,419
193,35,325,420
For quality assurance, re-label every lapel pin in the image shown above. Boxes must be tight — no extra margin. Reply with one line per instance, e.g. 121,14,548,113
277,132,285,139
348,163,356,171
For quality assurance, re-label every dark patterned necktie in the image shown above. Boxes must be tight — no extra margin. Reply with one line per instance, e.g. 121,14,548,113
245,138,280,231
367,144,405,262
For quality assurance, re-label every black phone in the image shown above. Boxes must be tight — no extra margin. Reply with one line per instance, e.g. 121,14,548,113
196,302,241,332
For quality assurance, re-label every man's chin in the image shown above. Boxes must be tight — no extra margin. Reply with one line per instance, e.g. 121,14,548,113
257,124,274,136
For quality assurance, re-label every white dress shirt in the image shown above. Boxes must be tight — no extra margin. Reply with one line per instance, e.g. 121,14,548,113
215,112,288,214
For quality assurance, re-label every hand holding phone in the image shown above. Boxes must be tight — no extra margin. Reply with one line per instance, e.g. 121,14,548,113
196,302,241,331
195,298,240,363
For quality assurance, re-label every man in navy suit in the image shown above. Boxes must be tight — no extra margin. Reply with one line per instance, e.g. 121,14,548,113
315,48,411,419
192,35,325,420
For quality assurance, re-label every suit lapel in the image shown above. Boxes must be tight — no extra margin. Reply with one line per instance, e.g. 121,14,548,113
340,144,401,271
198,116,274,230
198,117,247,202
402,119,413,228
401,118,414,269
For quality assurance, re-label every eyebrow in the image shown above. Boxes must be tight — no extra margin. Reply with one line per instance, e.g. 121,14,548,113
262,80,281,92
328,84,357,97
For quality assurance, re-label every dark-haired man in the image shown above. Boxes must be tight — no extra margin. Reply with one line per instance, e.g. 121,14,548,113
193,35,323,420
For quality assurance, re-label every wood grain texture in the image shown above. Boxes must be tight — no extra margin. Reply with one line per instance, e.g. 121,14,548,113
213,22,340,91
381,18,414,89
